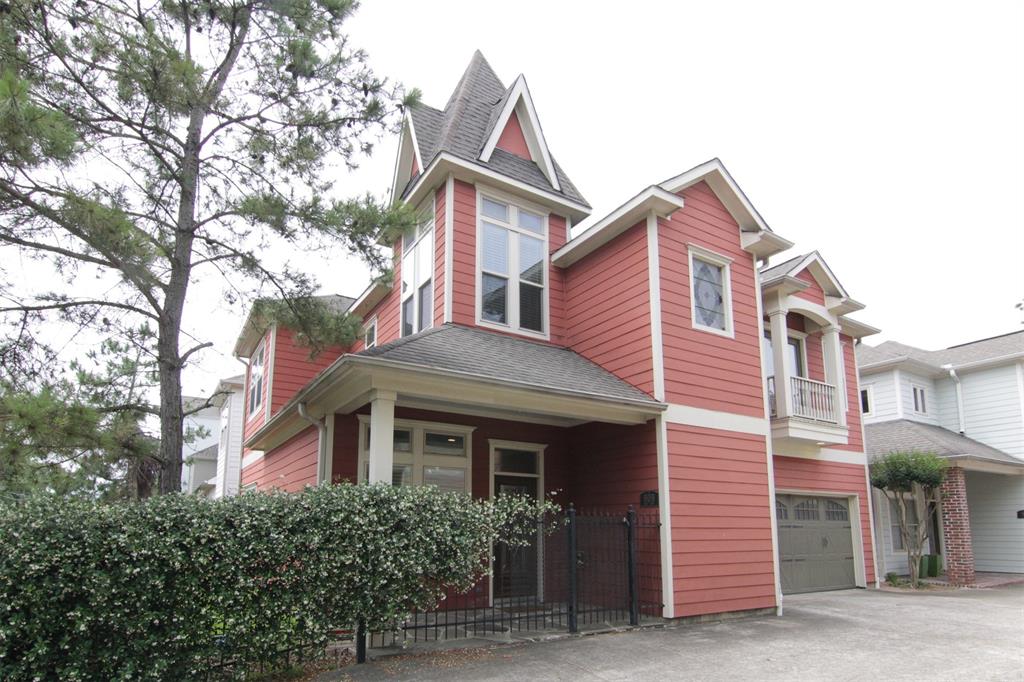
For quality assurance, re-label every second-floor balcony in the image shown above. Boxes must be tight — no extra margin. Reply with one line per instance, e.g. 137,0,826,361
768,376,841,424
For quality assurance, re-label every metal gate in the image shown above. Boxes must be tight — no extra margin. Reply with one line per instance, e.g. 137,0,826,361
361,506,661,656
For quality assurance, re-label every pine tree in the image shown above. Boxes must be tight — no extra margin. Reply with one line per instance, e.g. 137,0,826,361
0,1,418,493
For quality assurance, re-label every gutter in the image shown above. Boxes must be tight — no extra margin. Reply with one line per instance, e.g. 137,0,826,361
297,402,327,484
942,364,966,435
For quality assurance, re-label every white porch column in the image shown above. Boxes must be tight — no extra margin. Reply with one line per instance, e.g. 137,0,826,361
822,325,847,427
768,308,792,419
367,390,397,484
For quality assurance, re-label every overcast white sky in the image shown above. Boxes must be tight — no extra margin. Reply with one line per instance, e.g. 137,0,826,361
183,0,1024,396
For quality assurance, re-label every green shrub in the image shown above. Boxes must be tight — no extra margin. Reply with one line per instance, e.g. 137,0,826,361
0,483,555,681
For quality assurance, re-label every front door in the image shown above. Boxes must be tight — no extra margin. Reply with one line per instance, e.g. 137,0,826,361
492,446,543,600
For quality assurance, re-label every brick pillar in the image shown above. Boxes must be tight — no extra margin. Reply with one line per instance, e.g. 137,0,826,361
939,467,975,586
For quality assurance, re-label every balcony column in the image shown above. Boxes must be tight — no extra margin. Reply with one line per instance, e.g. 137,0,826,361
367,390,397,484
768,308,792,419
822,325,848,427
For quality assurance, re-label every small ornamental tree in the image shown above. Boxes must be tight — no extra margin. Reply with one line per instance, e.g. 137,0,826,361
869,450,945,586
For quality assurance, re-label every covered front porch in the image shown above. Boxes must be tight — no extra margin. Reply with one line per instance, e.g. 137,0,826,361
247,324,669,622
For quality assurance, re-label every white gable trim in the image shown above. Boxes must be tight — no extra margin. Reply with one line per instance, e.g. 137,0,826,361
390,112,424,202
478,75,561,192
660,158,770,234
787,251,851,301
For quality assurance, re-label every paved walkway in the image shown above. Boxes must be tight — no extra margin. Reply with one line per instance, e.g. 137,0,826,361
317,586,1024,681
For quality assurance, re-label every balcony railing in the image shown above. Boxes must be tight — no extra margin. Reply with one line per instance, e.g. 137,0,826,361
767,376,840,424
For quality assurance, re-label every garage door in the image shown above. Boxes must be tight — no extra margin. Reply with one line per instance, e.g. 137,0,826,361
776,495,856,594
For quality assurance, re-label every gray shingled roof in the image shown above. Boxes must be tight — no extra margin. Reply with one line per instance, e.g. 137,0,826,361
857,331,1024,370
403,51,589,208
187,443,219,462
759,253,807,282
357,324,658,405
865,420,1024,466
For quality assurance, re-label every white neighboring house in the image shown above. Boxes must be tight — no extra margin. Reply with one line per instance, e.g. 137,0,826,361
857,331,1024,582
180,375,246,497
181,396,221,494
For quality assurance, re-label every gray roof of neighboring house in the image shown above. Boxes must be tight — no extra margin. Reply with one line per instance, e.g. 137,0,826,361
857,331,1024,370
404,51,589,208
357,324,658,405
864,420,1024,467
187,444,219,462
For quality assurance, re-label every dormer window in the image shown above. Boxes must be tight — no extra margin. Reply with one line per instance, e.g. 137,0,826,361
401,202,434,337
477,190,547,337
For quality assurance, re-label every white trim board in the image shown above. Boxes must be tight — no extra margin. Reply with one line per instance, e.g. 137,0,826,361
773,447,868,466
646,211,666,401
478,75,560,191
664,404,770,436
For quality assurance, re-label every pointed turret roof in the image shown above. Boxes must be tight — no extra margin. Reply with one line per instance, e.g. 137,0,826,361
402,51,588,208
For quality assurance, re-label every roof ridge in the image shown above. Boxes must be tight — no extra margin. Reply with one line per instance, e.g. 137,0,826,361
437,51,504,156
945,329,1024,349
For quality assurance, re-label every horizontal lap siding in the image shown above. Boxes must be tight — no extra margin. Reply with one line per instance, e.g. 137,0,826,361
548,215,567,345
772,455,876,583
247,425,318,492
331,413,359,484
805,333,825,382
451,180,477,326
242,329,273,443
660,182,764,418
567,421,658,511
270,327,343,414
668,424,776,616
565,221,653,394
360,255,402,348
433,185,446,326
793,268,825,305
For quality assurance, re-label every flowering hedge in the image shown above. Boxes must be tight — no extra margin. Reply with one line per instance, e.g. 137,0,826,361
0,483,556,681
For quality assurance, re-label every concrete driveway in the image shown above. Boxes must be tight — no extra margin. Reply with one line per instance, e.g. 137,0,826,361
321,585,1024,681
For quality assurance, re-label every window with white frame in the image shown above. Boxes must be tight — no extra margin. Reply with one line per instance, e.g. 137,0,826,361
912,385,928,414
688,246,733,336
363,317,377,349
247,341,265,418
358,418,474,494
889,497,918,552
478,192,547,336
401,203,434,337
860,386,873,416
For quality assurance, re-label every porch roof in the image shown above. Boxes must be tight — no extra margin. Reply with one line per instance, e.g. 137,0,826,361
865,420,1024,474
246,324,665,451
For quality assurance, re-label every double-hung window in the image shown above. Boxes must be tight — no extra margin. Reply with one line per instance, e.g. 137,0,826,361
247,341,265,418
688,245,733,337
478,193,547,336
358,418,474,494
363,317,377,349
889,497,919,551
401,203,434,337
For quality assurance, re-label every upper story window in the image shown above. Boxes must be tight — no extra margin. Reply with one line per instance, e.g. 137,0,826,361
688,245,733,337
763,330,805,379
477,191,548,337
860,386,873,416
247,340,265,418
363,317,377,349
401,203,434,337
912,385,928,414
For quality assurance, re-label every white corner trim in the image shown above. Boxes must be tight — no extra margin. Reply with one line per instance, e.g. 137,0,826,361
444,174,454,323
654,415,675,619
752,252,783,616
774,447,868,466
1016,363,1024,432
893,369,904,418
664,403,771,436
647,211,665,401
478,75,560,191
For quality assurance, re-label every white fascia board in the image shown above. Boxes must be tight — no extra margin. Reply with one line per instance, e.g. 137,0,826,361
797,251,850,300
389,112,422,206
838,315,881,340
827,296,866,316
741,230,794,259
660,158,771,233
946,351,1024,373
760,274,811,298
404,152,591,223
478,75,560,191
551,186,685,267
349,280,391,319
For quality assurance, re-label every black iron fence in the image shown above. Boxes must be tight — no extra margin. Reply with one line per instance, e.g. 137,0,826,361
359,506,662,659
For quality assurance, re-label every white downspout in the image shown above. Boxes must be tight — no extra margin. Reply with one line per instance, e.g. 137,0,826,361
943,364,965,435
297,402,327,484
